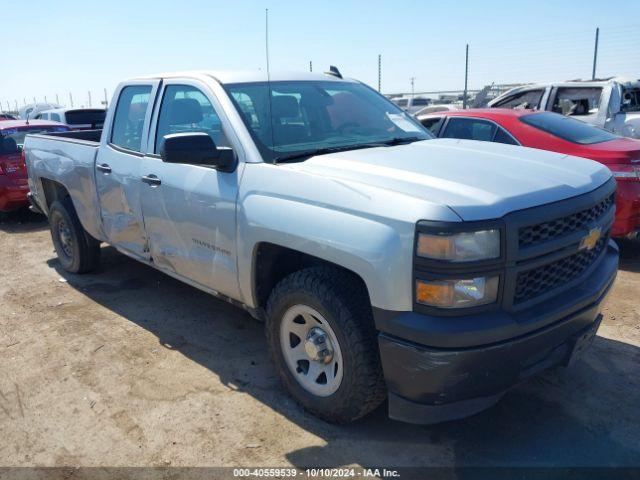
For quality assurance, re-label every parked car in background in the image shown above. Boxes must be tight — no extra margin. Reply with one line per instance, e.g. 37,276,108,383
0,120,69,212
488,77,640,140
418,108,640,238
35,108,106,130
0,113,18,120
24,70,618,425
414,104,459,116
391,95,431,114
18,103,62,120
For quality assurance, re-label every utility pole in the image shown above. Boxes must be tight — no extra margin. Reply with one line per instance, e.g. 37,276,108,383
410,77,415,100
463,44,469,109
33,96,36,105
88,91,92,107
69,93,74,108
104,88,108,107
23,98,26,106
592,27,599,80
309,61,312,72
14,100,18,111
44,95,48,103
56,94,59,105
378,54,382,93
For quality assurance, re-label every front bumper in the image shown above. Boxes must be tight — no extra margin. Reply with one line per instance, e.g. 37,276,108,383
376,241,618,424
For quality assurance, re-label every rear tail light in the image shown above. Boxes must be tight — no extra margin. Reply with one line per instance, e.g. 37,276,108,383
609,164,640,182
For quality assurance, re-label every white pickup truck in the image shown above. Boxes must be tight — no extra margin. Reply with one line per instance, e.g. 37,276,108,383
489,76,640,139
24,70,618,425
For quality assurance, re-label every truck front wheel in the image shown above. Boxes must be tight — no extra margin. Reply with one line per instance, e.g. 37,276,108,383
49,199,101,274
265,267,386,423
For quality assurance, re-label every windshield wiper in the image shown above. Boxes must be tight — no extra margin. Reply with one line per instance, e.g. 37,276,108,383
272,137,425,164
273,144,381,163
378,136,424,146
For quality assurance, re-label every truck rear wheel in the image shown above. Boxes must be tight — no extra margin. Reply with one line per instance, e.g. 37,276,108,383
265,267,386,423
49,199,100,274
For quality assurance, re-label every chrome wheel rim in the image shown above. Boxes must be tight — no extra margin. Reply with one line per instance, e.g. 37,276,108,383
57,219,73,258
279,305,343,397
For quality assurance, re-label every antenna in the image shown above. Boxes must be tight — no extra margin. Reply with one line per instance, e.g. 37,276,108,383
265,8,276,163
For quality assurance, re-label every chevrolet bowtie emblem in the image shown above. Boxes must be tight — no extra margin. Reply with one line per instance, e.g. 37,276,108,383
580,227,602,251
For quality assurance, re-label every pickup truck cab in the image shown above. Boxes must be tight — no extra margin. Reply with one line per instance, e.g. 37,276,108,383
489,77,640,139
25,71,618,424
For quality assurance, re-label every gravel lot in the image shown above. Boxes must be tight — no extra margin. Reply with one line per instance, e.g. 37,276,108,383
1,210,639,468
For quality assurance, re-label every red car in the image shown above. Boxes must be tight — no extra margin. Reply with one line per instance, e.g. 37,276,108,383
0,120,69,212
419,109,640,238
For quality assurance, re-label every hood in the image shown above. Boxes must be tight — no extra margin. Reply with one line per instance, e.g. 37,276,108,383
285,139,612,221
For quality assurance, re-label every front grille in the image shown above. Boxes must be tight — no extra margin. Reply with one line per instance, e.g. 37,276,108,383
519,193,614,248
514,234,608,304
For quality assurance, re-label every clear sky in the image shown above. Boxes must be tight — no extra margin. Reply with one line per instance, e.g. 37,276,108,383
2,0,640,109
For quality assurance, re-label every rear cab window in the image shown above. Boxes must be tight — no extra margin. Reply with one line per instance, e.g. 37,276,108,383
110,85,153,152
521,112,618,144
65,109,106,128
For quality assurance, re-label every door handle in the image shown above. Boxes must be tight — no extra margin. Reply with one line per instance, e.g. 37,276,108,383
96,163,111,173
141,174,162,186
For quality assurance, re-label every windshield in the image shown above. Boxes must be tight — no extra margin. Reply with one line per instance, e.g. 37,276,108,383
224,80,432,162
520,112,619,144
0,125,69,153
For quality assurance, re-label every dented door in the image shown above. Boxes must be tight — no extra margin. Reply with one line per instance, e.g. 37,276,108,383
138,80,241,299
95,82,160,259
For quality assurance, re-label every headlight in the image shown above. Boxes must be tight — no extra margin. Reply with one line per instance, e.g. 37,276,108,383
417,229,500,262
416,276,499,308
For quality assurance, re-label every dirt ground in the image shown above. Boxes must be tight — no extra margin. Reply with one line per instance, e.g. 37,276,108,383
0,210,639,469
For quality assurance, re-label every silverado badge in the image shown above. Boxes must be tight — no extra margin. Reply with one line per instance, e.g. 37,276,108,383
579,227,602,251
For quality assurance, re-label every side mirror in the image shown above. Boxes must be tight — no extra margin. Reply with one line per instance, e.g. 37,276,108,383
160,132,235,171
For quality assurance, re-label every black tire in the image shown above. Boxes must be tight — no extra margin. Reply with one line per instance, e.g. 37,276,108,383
49,198,101,274
266,267,386,423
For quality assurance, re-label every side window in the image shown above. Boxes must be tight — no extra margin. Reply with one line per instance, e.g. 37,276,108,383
35,113,45,120
232,92,260,129
110,85,152,152
494,127,518,145
621,88,640,113
419,117,444,134
551,87,602,116
155,85,229,154
494,90,544,109
442,118,496,141
51,113,61,122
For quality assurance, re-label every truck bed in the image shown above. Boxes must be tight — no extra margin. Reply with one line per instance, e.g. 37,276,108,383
41,129,103,144
24,129,104,241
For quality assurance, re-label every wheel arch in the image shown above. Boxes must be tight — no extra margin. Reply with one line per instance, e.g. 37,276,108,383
251,242,372,314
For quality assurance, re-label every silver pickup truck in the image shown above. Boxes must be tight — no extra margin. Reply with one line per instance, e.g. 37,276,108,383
24,70,618,425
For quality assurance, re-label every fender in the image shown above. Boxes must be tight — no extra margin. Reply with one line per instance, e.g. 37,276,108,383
237,192,416,312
